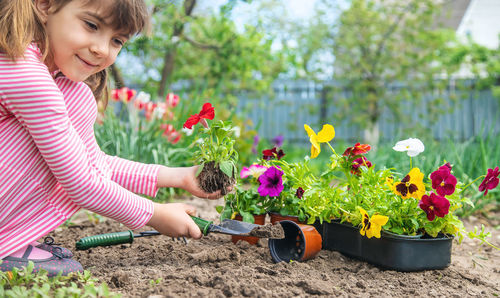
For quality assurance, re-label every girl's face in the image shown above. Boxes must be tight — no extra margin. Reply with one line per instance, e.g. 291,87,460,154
37,0,128,82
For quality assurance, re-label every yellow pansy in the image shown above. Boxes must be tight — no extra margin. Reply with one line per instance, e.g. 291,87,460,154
304,124,335,158
359,208,389,239
393,168,426,199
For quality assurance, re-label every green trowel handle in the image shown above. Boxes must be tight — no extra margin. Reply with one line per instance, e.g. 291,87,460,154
190,215,213,236
76,231,134,250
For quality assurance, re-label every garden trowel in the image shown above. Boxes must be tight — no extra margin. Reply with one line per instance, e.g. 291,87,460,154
76,216,281,250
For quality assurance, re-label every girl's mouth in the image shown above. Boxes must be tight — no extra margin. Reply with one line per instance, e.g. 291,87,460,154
76,55,98,68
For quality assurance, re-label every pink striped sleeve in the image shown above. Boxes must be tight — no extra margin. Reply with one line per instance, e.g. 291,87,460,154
0,47,153,230
103,154,161,197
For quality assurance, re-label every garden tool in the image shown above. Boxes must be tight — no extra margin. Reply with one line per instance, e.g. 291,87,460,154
75,215,275,250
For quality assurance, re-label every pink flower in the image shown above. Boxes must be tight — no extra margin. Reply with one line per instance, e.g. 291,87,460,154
430,164,457,196
258,166,284,197
165,93,179,107
240,164,267,179
478,166,499,196
111,87,136,103
418,193,450,221
160,124,181,144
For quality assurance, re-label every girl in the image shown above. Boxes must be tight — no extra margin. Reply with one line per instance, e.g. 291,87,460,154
0,0,225,276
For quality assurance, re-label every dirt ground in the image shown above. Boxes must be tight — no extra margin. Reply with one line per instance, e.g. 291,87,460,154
50,196,500,297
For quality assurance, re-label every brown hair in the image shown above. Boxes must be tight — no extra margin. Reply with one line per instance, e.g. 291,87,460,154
0,0,149,108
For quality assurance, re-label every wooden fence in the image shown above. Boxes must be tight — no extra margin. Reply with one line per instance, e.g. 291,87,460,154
236,80,500,144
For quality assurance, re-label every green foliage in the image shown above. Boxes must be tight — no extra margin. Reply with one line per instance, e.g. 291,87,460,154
217,186,269,222
121,0,284,102
191,119,239,179
0,263,119,297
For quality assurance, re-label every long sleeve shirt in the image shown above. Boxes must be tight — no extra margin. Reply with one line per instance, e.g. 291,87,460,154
0,44,160,258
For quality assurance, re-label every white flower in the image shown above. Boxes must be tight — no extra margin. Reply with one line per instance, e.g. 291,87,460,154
135,91,151,103
182,127,193,136
393,138,425,157
231,126,241,138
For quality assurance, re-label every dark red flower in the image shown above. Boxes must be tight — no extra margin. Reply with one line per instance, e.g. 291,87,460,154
478,166,500,196
295,187,305,199
430,165,457,196
343,143,371,157
350,156,372,175
418,193,450,221
262,147,285,160
183,103,215,129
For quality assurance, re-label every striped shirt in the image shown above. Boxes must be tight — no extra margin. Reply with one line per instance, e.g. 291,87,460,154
0,44,159,259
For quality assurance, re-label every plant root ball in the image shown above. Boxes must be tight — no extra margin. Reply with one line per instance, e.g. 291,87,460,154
197,161,235,195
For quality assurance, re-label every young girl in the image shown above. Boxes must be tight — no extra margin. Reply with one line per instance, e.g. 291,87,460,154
0,0,225,276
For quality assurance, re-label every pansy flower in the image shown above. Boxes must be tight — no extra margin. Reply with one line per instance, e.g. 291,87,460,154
240,164,267,179
295,187,305,199
350,156,372,175
393,168,425,199
392,138,425,157
343,142,371,157
304,124,335,159
262,147,285,160
430,164,457,196
183,103,215,129
258,166,284,197
359,208,388,239
478,166,499,196
418,193,450,221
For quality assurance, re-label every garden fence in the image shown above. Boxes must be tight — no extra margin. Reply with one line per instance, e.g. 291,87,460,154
235,80,500,144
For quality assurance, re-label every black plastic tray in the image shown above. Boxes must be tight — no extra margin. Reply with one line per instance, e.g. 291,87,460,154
321,221,453,271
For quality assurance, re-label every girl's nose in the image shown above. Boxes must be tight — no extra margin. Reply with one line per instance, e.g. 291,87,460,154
89,37,109,57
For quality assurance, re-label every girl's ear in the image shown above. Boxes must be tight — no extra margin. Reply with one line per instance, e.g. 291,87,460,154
34,0,51,23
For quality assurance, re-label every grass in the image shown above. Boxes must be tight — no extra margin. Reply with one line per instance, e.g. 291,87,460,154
0,262,119,297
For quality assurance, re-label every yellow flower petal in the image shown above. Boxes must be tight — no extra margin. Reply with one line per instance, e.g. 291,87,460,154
370,215,389,226
316,124,335,142
304,124,316,138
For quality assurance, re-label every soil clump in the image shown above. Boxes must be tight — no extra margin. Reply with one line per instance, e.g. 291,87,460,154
197,161,235,195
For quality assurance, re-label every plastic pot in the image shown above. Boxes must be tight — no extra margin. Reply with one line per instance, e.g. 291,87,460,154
322,220,453,271
269,212,305,225
231,214,266,245
269,220,322,263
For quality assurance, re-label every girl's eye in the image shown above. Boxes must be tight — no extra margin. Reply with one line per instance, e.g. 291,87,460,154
113,38,125,47
84,20,98,30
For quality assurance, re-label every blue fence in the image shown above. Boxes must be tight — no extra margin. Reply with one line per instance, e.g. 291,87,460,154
236,80,500,144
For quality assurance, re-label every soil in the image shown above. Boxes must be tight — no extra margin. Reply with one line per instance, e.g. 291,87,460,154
197,161,235,195
249,223,285,239
50,196,500,297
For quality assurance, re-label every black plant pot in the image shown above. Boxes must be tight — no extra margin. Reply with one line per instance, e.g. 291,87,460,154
322,221,453,272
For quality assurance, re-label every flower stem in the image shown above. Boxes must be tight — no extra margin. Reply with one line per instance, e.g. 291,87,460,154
459,175,485,194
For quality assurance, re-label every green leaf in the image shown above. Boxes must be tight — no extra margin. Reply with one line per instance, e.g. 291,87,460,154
219,161,234,178
195,163,205,177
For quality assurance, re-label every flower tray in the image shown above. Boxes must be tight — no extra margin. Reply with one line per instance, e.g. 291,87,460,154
320,221,453,271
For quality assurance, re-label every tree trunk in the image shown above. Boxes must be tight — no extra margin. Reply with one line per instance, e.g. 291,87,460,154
157,0,197,97
363,121,380,150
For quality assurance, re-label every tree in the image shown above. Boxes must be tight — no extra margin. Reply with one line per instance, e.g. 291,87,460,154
330,0,459,145
115,0,285,105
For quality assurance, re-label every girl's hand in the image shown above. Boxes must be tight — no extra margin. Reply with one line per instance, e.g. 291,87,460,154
147,202,202,239
157,165,233,200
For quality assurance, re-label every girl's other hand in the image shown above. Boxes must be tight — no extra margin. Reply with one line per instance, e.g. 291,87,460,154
180,166,233,199
147,202,202,239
